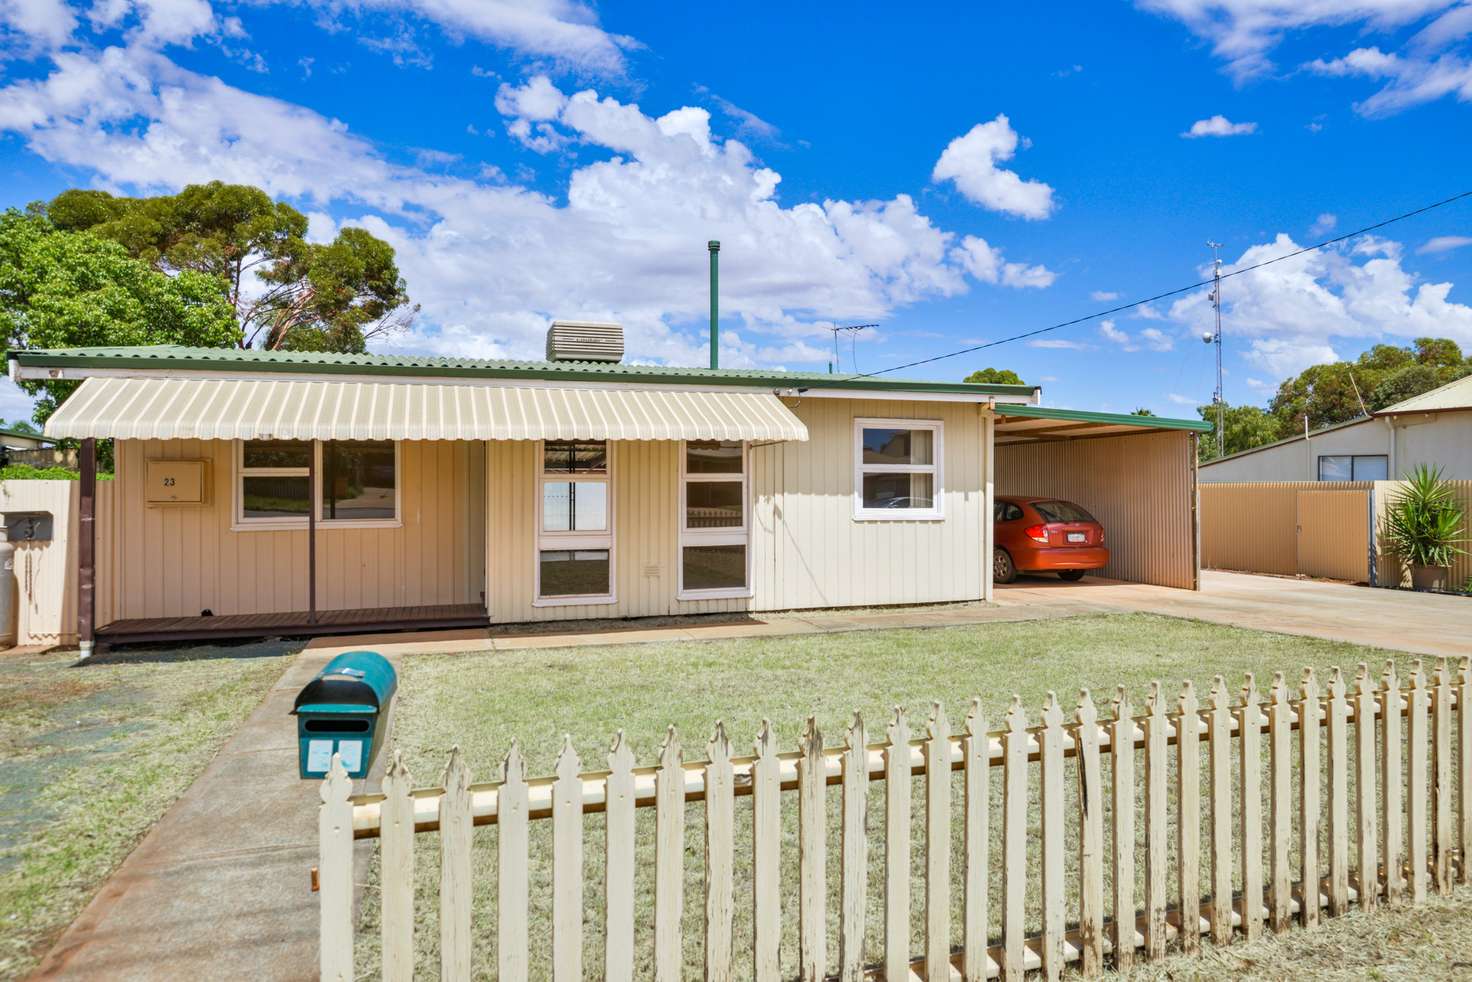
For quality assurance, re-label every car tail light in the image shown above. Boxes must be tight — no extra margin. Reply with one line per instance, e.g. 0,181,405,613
1099,528,1105,543
1024,524,1049,544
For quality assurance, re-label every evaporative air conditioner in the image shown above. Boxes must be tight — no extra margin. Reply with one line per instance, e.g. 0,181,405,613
545,321,624,363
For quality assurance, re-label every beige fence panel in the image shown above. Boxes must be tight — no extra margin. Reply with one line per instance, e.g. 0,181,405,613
1200,482,1371,580
1297,490,1371,581
320,656,1472,980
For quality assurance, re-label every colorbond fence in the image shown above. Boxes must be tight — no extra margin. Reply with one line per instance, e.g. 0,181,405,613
319,658,1472,981
1200,482,1372,581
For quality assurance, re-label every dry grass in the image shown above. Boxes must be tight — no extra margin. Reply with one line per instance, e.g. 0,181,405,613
0,643,292,980
348,611,1442,980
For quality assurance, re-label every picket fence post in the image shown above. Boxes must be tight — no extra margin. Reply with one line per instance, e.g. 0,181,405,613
963,700,989,982
1176,680,1201,953
753,720,781,982
883,708,912,981
840,713,868,981
1268,672,1293,933
379,752,415,982
704,724,734,982
441,748,473,982
496,743,527,982
799,717,827,982
1001,696,1029,982
1381,663,1404,906
1353,664,1377,913
606,732,637,982
1109,687,1135,972
1142,682,1168,960
318,755,354,982
1299,668,1321,928
1074,690,1104,977
1238,674,1263,940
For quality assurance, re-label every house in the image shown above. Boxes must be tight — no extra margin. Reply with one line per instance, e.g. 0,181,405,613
7,327,1211,656
0,427,52,451
1199,372,1472,483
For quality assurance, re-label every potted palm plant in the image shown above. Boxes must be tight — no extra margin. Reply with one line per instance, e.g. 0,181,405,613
1382,464,1467,591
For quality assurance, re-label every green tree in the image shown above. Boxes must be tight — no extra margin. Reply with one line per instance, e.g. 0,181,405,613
964,367,1025,385
1197,402,1283,462
0,419,39,434
0,210,238,423
1267,338,1471,430
44,182,415,353
1131,408,1156,416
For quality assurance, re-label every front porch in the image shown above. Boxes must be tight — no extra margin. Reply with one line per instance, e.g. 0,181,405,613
95,603,489,645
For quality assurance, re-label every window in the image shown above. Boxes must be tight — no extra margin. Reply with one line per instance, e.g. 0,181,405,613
1033,500,1096,524
536,441,613,603
994,501,1024,522
236,440,399,528
679,441,750,598
1317,454,1388,482
853,418,943,520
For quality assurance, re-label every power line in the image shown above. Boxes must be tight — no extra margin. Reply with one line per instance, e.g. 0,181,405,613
833,189,1472,383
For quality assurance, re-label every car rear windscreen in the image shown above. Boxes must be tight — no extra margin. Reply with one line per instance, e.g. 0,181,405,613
1034,500,1096,523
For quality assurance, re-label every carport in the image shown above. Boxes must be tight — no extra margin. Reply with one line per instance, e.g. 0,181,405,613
989,405,1212,592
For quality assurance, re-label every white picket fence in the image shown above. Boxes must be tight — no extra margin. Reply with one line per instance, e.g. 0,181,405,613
318,658,1472,980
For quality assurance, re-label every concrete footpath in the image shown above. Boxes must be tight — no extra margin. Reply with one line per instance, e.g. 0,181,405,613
30,651,350,982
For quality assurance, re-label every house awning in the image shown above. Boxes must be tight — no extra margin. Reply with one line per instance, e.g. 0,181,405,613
42,376,810,442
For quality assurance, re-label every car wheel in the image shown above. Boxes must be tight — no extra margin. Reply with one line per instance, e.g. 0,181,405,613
993,548,1016,584
1058,570,1086,582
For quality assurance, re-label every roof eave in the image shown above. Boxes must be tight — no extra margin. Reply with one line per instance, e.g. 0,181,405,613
7,348,1041,399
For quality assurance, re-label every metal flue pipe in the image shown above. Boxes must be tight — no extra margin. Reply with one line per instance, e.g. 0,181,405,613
708,240,720,370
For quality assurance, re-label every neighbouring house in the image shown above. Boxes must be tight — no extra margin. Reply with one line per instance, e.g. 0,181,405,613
0,427,52,451
1200,372,1472,483
7,326,1210,654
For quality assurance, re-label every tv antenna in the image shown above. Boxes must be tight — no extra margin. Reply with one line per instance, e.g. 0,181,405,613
1202,241,1225,457
828,323,876,374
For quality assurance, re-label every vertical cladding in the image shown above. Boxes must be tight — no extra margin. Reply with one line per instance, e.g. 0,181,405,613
100,438,486,622
995,430,1197,590
482,396,988,623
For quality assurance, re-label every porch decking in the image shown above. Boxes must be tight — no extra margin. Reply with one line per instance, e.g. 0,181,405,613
95,603,490,645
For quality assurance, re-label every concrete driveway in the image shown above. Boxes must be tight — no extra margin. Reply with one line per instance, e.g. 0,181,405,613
996,568,1471,657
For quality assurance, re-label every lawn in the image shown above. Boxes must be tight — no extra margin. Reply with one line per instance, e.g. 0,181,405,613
348,611,1458,979
0,643,292,980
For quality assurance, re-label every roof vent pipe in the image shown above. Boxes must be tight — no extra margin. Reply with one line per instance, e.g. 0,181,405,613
708,240,720,370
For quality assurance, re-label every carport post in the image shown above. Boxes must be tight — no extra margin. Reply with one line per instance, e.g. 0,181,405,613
982,402,996,602
77,437,96,661
307,442,317,624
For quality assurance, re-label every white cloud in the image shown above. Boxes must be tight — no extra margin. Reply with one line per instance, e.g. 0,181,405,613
1090,290,1120,301
1136,1,1455,80
931,115,1056,219
1419,235,1472,254
1028,338,1090,350
1182,114,1258,138
1099,319,1133,348
0,52,1057,369
954,235,1056,289
1099,319,1174,352
1309,212,1337,236
1139,327,1175,351
1167,392,1201,406
309,0,635,73
0,0,78,50
1306,44,1472,115
1167,231,1472,377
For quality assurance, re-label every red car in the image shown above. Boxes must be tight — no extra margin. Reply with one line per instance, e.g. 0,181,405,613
993,496,1109,584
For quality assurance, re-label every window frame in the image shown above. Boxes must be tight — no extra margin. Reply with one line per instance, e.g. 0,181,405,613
1317,453,1389,482
852,417,945,521
533,440,616,607
678,440,753,601
233,439,403,531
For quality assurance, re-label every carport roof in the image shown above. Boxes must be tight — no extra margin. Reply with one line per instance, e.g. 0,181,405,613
993,404,1212,444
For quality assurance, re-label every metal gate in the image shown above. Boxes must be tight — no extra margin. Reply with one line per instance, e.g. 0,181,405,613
1295,489,1371,581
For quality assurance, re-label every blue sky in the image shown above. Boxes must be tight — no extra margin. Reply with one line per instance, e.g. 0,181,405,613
1,1,1470,422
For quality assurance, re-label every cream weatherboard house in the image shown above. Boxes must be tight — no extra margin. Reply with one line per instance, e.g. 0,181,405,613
8,331,1210,655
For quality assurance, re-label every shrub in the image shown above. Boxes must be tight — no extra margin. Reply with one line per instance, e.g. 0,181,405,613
1382,464,1467,569
0,464,114,481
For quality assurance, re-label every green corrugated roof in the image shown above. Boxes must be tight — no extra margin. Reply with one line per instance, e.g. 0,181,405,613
8,345,1039,398
994,403,1213,432
0,427,49,442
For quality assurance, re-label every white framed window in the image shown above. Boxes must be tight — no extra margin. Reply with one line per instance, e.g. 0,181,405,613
234,439,401,531
1317,454,1389,482
535,441,615,605
678,440,752,600
853,418,944,520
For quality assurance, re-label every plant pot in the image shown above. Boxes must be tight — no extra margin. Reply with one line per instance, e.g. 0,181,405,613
1410,565,1449,592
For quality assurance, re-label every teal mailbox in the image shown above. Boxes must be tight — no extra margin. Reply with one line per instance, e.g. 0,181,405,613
293,651,397,779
